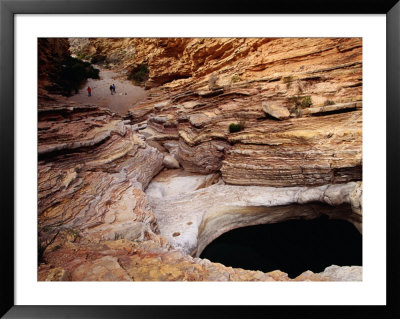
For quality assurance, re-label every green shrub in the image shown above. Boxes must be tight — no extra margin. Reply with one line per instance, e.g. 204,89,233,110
53,57,100,96
288,95,301,106
229,121,245,133
324,100,335,106
300,95,312,108
288,95,312,109
128,64,149,84
229,123,241,133
231,74,242,83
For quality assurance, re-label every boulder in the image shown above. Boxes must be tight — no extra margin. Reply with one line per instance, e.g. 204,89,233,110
262,102,290,120
150,115,169,124
154,100,170,111
301,101,361,116
189,114,210,128
45,268,71,281
163,155,180,169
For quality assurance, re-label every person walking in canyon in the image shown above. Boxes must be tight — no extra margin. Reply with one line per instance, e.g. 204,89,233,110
87,86,91,97
112,83,116,94
109,84,113,95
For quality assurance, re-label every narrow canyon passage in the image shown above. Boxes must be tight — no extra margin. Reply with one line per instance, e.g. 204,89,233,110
200,215,362,278
68,66,148,115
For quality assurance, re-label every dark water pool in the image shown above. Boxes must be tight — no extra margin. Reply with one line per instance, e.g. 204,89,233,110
200,214,362,278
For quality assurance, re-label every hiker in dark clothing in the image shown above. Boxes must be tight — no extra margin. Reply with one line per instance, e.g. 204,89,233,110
109,85,113,95
87,86,92,96
112,84,116,94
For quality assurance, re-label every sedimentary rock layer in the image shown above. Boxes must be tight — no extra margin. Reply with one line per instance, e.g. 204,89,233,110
71,37,362,187
129,91,362,186
37,99,362,281
70,38,362,93
145,170,362,256
38,103,164,243
221,109,362,186
38,238,361,281
36,37,363,282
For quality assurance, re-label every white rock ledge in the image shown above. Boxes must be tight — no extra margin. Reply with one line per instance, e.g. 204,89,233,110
145,179,362,256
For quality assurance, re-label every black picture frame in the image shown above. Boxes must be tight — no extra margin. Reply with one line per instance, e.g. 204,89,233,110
1,0,399,318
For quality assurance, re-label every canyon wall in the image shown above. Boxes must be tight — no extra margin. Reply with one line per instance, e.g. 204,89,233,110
38,38,71,96
71,37,362,187
37,38,363,282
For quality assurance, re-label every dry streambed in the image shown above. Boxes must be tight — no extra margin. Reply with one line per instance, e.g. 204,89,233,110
68,67,148,115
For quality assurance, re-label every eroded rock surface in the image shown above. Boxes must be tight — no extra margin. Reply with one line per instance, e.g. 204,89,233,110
38,38,71,95
38,239,361,281
37,38,363,282
38,103,164,244
145,176,362,256
70,38,362,186
262,102,290,120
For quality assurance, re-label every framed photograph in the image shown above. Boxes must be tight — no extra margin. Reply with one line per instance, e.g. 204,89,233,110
1,0,399,318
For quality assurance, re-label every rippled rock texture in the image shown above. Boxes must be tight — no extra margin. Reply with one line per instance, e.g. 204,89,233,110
145,169,362,256
38,103,164,244
38,239,361,282
37,38,363,281
72,38,362,186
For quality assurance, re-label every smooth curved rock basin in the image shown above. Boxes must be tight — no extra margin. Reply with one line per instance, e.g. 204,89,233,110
37,103,363,282
145,171,362,257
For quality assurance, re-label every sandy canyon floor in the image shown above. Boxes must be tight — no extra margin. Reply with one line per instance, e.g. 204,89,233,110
69,67,148,115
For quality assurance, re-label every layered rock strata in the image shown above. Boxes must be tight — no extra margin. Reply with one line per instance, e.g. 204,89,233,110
71,38,362,187
145,170,362,257
38,239,361,281
70,37,362,93
38,102,164,244
37,99,362,281
36,37,363,282
128,91,362,186
38,239,362,281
